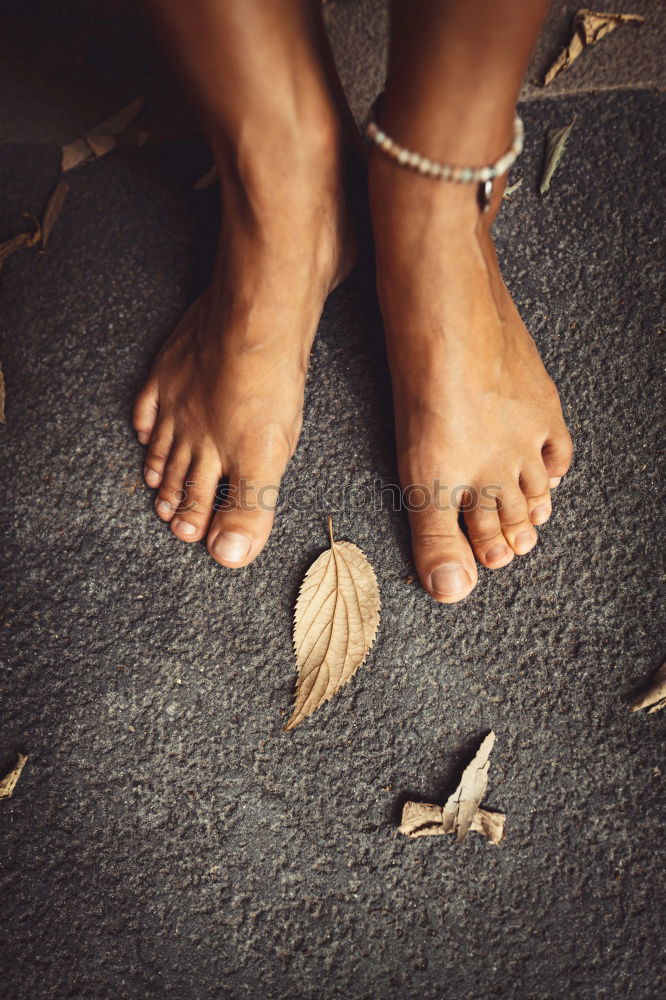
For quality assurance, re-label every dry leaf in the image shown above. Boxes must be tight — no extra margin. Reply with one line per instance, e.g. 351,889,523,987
398,731,500,844
503,178,523,199
61,137,92,172
442,730,496,841
0,753,28,799
285,517,380,731
61,96,145,171
540,120,575,195
543,9,644,86
41,180,70,249
631,662,666,714
194,164,218,190
469,807,505,843
398,801,505,845
0,214,42,269
85,133,116,159
0,362,5,424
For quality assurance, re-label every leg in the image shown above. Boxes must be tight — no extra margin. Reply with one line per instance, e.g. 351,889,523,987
133,0,356,566
369,0,573,604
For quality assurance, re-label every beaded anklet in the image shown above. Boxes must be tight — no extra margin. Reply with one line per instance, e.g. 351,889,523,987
366,105,524,212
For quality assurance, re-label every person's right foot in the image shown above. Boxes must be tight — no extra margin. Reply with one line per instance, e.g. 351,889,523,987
132,115,355,567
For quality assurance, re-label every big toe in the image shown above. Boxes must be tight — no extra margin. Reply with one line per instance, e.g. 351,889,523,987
409,503,478,604
542,428,573,483
207,460,283,569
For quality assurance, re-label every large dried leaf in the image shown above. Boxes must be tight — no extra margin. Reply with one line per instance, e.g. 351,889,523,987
441,731,496,841
0,215,42,269
398,801,505,845
285,518,380,731
543,9,644,86
539,120,575,195
0,754,28,799
41,180,70,249
61,96,145,171
631,662,666,714
0,362,5,423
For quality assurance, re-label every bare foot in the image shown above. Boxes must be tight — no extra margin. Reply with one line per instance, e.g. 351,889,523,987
369,156,573,604
133,116,355,567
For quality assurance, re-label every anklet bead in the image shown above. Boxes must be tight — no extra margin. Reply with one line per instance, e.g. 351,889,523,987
366,103,524,210
495,153,514,177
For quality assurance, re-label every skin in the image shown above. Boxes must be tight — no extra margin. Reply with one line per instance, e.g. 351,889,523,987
133,0,572,602
368,0,572,602
134,0,357,564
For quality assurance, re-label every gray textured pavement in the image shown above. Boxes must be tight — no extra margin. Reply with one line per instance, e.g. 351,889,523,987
0,3,664,999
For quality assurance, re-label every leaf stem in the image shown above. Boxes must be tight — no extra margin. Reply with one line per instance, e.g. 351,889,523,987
327,515,334,548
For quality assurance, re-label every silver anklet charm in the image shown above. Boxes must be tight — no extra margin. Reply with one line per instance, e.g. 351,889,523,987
366,106,524,213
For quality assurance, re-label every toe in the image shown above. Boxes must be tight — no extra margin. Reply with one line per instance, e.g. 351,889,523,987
171,452,221,542
519,464,552,526
498,487,537,555
408,502,478,604
143,419,174,489
527,491,552,526
207,460,283,568
464,497,514,570
542,428,573,482
132,378,159,445
154,444,192,523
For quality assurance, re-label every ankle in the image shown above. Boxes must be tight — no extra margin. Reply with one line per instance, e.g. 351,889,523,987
204,107,354,294
368,96,516,232
209,100,345,202
378,94,516,168
370,151,499,243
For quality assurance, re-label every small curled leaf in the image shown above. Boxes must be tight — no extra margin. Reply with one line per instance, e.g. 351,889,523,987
0,754,28,799
630,662,666,714
543,10,645,87
540,120,575,196
398,732,502,845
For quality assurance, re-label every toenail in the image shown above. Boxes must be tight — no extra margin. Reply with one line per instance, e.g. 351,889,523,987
530,504,550,524
173,519,196,536
515,530,535,551
486,544,510,563
431,563,469,596
145,468,160,487
137,431,150,445
213,531,252,563
156,500,173,516
549,476,562,488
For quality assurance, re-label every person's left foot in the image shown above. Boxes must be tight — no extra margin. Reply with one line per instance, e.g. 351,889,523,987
369,151,573,603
